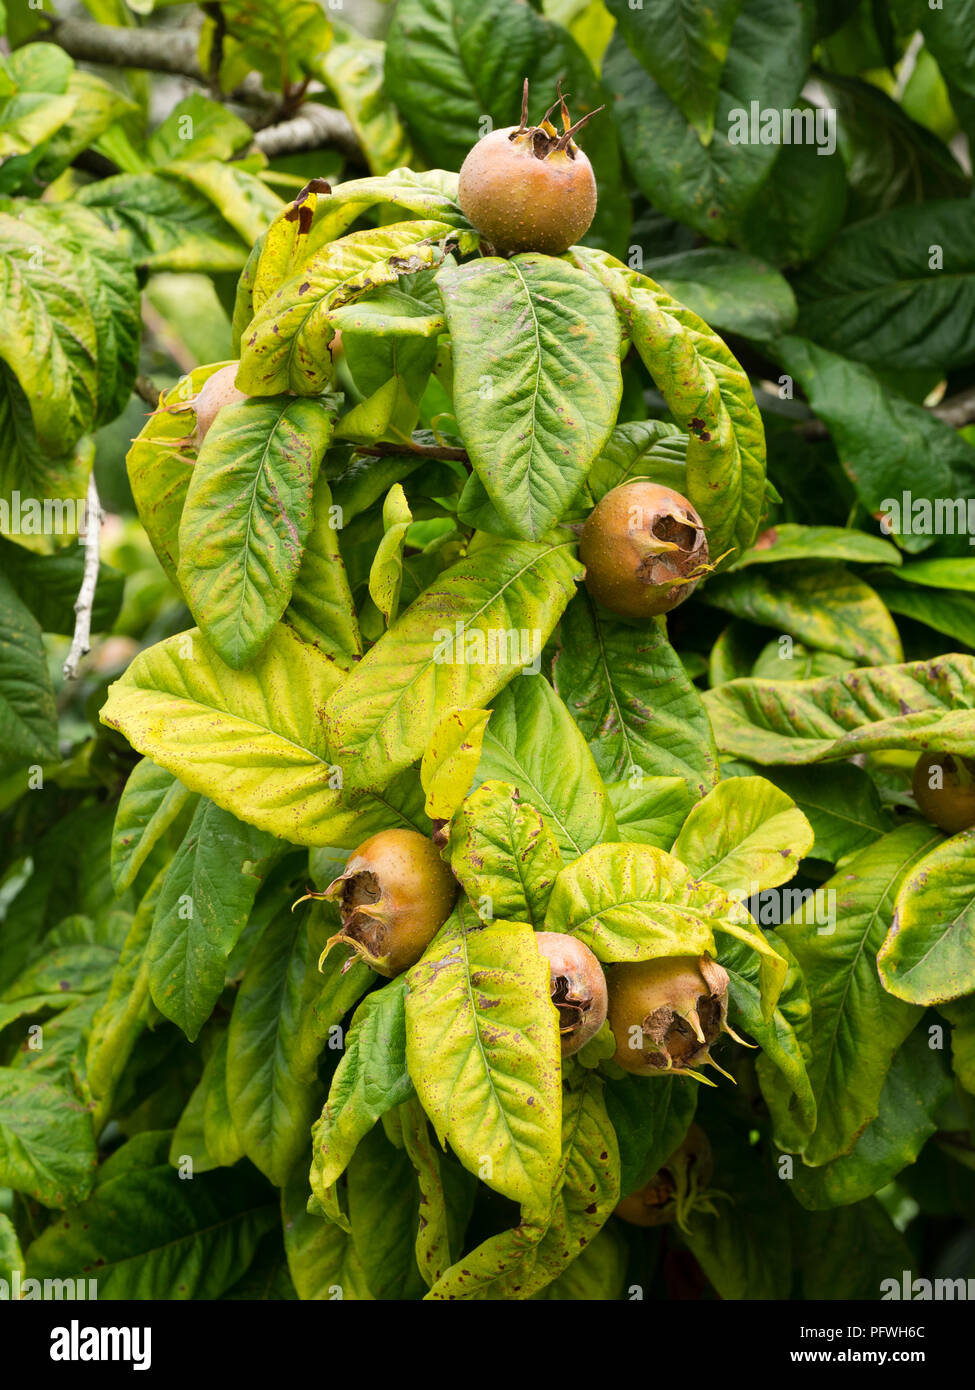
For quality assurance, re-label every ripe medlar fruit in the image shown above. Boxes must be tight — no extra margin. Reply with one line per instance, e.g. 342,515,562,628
458,82,601,256
912,752,975,834
607,954,745,1078
534,931,608,1057
193,362,248,446
579,481,709,619
310,829,458,978
615,1123,722,1232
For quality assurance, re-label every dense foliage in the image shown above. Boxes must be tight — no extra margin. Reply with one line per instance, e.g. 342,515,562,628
1,0,974,1302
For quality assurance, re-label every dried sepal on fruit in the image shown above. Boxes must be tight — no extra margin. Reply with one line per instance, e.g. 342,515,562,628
295,829,458,978
614,1124,727,1232
607,953,749,1080
458,80,602,256
912,752,975,834
579,480,710,619
534,930,608,1057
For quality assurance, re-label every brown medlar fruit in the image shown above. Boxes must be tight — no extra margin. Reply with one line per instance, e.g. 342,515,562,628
607,954,745,1078
912,752,975,834
534,931,608,1056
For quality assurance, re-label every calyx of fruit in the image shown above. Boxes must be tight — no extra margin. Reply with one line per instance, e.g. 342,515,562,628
912,752,975,834
297,829,458,978
607,954,747,1080
614,1124,725,1232
534,931,608,1057
579,480,709,619
458,80,602,256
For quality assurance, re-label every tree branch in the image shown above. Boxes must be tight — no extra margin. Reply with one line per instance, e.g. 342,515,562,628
63,473,103,682
46,16,203,78
134,374,162,408
252,103,360,159
355,441,471,463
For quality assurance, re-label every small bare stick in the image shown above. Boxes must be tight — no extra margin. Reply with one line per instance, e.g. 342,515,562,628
554,104,604,151
63,472,103,681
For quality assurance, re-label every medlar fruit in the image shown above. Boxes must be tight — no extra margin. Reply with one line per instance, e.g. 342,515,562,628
607,954,745,1078
534,931,608,1057
193,362,248,446
311,829,458,978
912,752,975,834
615,1123,722,1232
458,82,601,256
579,481,709,619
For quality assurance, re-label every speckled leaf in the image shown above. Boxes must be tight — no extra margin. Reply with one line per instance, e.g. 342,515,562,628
704,654,975,766
323,538,583,791
446,780,564,927
702,563,902,666
237,221,456,396
438,255,622,540
476,675,617,859
791,1027,952,1209
731,524,901,571
0,1069,96,1209
673,776,814,899
367,483,412,627
880,828,975,1004
777,825,937,1166
553,593,719,797
399,1094,476,1288
404,904,562,1216
282,1176,374,1301
110,758,197,896
426,1067,619,1300
310,976,413,1203
573,247,766,564
420,706,492,822
178,396,334,669
100,626,431,848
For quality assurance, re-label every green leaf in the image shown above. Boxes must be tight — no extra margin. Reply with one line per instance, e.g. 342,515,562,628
237,220,456,397
791,1026,952,1209
873,580,975,651
751,764,890,864
147,93,253,165
439,255,622,540
776,825,937,1166
319,34,413,177
879,828,975,1005
399,1094,476,1287
178,396,335,668
731,523,902,571
533,1224,627,1301
673,776,814,899
420,705,491,822
100,625,431,848
774,336,975,555
111,758,198,896
585,419,689,502
148,800,281,1041
605,776,697,850
346,1123,426,1300
281,1174,373,1301
427,1067,620,1300
605,0,743,144
218,0,332,91
445,780,564,927
603,1073,696,1196
703,653,975,766
790,1198,912,1300
0,532,124,637
26,1144,277,1297
310,976,413,1202
323,538,583,791
0,1212,24,1285
77,166,280,272
553,594,719,797
404,904,562,1215
574,247,767,563
284,470,361,663
795,201,975,372
603,0,811,240
477,674,617,858
644,247,797,338
734,134,848,268
0,1069,96,1208
367,482,412,627
702,563,902,666
0,570,58,771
